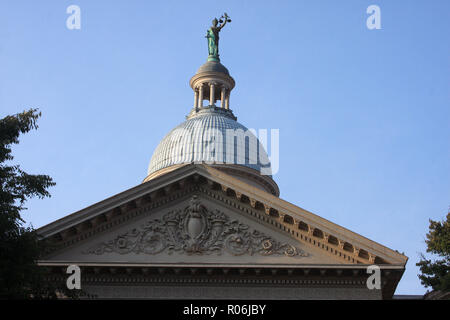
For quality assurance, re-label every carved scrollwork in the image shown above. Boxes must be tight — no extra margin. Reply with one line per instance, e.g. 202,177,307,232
84,196,308,258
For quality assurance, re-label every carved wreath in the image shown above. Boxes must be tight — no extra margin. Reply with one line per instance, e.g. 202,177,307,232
85,196,308,258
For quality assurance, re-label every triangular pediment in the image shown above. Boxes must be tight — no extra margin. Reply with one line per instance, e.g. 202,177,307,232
42,192,347,266
37,164,407,269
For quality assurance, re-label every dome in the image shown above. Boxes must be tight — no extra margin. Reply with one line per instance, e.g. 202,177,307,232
196,61,230,75
147,107,271,177
145,48,279,196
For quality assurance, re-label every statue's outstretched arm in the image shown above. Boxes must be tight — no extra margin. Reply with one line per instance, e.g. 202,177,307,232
218,13,231,30
218,21,227,31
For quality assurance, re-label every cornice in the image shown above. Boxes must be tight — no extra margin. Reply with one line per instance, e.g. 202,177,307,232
196,183,396,266
39,263,403,299
38,164,408,268
197,165,408,265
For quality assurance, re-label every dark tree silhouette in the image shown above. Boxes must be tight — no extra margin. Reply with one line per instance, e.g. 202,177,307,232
416,211,450,292
0,109,76,299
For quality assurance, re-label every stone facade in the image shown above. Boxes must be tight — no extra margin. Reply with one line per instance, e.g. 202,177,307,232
36,40,408,299
38,165,407,299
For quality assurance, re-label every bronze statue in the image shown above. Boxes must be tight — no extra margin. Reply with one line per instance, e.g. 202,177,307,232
206,13,231,61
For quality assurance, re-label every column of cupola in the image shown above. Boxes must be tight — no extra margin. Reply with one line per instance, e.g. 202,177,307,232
195,81,231,109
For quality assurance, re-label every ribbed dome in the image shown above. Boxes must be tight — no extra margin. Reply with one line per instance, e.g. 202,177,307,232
145,45,279,196
147,107,271,177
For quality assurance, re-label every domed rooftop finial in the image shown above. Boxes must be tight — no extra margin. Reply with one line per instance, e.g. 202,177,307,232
206,13,231,62
189,14,235,118
145,17,279,196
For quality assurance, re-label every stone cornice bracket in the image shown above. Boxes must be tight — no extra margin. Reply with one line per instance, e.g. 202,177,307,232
158,268,166,275
206,179,215,188
104,210,115,222
126,200,137,210
263,204,271,215
178,179,186,189
307,225,314,236
138,194,152,206
74,223,86,235
59,229,72,240
163,185,172,194
338,239,345,250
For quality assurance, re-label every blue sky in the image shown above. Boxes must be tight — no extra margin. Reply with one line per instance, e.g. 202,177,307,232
1,0,449,295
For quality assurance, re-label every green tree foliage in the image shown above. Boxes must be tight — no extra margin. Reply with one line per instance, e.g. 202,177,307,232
0,109,63,299
416,211,450,292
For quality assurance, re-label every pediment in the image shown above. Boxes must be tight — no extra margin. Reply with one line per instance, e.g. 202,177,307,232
37,164,407,268
44,193,345,266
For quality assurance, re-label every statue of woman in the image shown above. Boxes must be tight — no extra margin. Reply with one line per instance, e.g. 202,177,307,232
206,13,231,61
